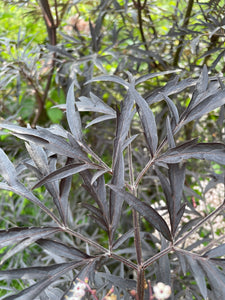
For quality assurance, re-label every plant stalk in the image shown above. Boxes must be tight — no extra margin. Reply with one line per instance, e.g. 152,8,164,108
128,131,145,300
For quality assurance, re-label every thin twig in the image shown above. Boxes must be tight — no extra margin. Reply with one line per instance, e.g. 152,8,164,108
143,245,172,269
174,200,225,247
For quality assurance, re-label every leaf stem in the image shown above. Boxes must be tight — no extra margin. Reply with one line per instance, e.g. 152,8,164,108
110,252,138,270
64,227,138,270
64,227,108,253
128,130,144,300
134,158,154,188
174,200,225,247
143,245,172,269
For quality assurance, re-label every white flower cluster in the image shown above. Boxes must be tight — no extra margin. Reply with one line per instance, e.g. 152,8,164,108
153,282,171,300
66,282,86,300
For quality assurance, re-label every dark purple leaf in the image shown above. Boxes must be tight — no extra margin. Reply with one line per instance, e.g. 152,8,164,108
158,237,171,285
155,167,171,205
209,258,225,268
25,143,66,223
135,69,180,85
3,261,87,300
91,169,108,185
108,185,172,241
78,92,115,115
86,114,116,128
59,160,73,225
122,134,139,151
161,93,179,125
190,36,200,54
211,49,225,69
180,65,208,121
0,124,49,144
0,263,74,280
66,81,82,141
32,163,99,189
0,228,62,266
197,64,208,94
130,86,158,156
110,144,125,236
0,227,61,248
182,89,225,125
0,124,87,161
81,171,109,223
157,143,225,165
25,143,48,175
24,162,42,178
47,45,76,60
185,255,207,299
168,163,186,235
76,258,97,282
35,127,86,161
86,75,129,88
166,116,175,148
36,239,91,260
87,214,108,231
204,244,225,258
176,251,187,274
112,229,134,250
155,164,185,236
82,203,108,230
109,94,135,237
175,203,186,232
67,133,89,161
82,203,104,220
98,272,136,290
198,259,225,298
0,149,17,185
114,93,135,153
145,77,197,105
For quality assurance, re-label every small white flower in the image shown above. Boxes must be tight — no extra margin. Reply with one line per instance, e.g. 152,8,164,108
72,282,86,298
153,282,171,300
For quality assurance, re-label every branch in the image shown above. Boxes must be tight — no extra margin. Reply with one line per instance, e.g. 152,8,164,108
173,0,194,67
